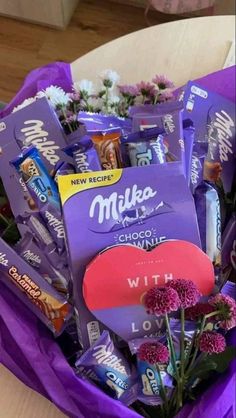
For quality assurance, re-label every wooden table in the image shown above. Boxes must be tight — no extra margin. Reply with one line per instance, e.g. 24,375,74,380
71,15,235,86
0,15,235,418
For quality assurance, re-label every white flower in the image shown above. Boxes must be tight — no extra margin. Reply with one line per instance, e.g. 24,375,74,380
36,85,71,108
110,94,120,104
73,79,94,95
87,97,103,109
12,97,37,113
100,69,120,87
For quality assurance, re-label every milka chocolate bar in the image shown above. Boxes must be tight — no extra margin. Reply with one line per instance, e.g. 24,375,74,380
0,237,72,335
0,97,72,171
183,82,236,193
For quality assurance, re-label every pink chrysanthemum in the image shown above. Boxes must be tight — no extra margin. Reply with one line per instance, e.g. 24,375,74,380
136,81,156,97
209,294,236,330
152,75,175,90
199,331,226,354
138,342,169,364
144,286,180,316
157,90,174,102
185,303,214,321
118,84,139,97
69,91,81,101
167,279,201,309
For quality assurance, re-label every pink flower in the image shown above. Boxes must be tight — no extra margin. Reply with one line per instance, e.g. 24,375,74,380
69,92,81,101
136,81,156,97
118,84,139,97
185,303,214,321
199,331,226,354
152,75,175,90
209,294,236,330
144,286,180,316
157,90,174,102
138,342,169,364
167,279,201,309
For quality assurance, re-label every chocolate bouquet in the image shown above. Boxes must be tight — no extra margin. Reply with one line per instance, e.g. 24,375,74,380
0,62,235,418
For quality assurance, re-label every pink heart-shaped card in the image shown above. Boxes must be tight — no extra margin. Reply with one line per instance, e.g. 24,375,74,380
83,240,214,341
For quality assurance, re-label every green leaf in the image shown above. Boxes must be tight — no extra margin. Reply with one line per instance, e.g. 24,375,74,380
98,90,106,98
188,359,217,380
209,346,236,373
1,222,21,245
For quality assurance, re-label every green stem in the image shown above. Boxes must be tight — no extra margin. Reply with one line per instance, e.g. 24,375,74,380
180,308,185,378
165,313,179,380
184,329,197,371
186,310,221,374
178,308,185,409
0,212,10,226
61,107,73,133
105,87,109,113
156,365,169,414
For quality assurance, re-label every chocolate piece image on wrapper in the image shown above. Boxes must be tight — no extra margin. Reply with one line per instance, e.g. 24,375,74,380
91,131,122,170
11,146,60,211
0,237,72,335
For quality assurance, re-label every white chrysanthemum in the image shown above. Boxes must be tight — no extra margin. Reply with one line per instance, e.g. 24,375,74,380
87,97,103,109
100,69,120,86
110,94,120,104
36,85,71,108
12,97,37,113
73,79,94,95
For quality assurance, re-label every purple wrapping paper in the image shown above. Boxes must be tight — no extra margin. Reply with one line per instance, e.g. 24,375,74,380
0,62,72,118
0,62,236,418
0,282,140,418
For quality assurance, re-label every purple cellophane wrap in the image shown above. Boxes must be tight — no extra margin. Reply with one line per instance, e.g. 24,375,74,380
0,61,72,118
0,62,236,418
0,282,139,418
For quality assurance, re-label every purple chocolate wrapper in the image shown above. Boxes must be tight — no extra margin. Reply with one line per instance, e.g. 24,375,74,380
40,202,66,255
15,232,69,295
129,337,173,406
63,136,102,173
183,120,195,186
59,162,200,349
76,331,136,405
221,213,236,274
78,112,132,136
190,142,208,194
0,63,235,418
221,281,236,300
129,101,186,175
16,212,67,269
183,81,236,193
121,128,166,167
194,181,221,264
0,128,36,236
0,237,72,335
11,145,60,211
53,161,75,183
0,97,73,172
